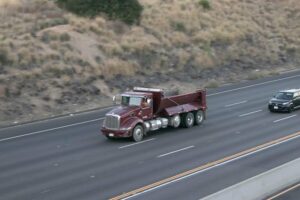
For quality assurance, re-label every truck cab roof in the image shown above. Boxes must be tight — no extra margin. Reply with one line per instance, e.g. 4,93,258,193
122,91,153,98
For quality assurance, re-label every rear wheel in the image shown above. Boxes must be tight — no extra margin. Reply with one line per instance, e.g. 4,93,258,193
194,110,204,125
171,115,181,128
132,125,144,142
182,112,194,128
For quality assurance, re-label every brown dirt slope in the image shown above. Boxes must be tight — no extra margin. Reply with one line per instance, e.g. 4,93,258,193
0,0,299,126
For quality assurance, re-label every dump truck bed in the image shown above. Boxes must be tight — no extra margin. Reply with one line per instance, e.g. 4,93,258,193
155,90,206,116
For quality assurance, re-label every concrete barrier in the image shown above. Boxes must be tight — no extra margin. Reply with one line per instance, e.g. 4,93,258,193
202,158,300,200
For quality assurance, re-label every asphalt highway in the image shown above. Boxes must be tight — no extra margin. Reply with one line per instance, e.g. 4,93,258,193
1,71,300,200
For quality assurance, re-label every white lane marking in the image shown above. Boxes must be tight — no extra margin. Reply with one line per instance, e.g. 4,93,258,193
239,110,263,117
225,100,248,107
0,117,104,142
123,132,300,200
207,74,300,97
273,115,297,123
157,146,195,158
0,106,114,131
267,183,300,200
280,68,300,74
119,138,156,149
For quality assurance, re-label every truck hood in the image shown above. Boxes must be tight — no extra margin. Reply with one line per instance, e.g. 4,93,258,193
107,106,140,117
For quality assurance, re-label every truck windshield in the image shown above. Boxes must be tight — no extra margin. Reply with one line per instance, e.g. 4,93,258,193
121,96,142,106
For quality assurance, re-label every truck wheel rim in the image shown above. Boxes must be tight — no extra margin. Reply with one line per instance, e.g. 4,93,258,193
173,115,180,127
187,115,193,125
197,112,203,123
134,127,143,140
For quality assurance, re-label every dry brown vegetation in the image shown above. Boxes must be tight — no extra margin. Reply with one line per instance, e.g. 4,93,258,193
0,0,300,126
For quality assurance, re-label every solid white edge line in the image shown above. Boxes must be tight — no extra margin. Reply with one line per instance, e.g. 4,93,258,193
123,133,300,200
225,100,248,107
0,106,114,131
157,146,195,158
119,138,156,149
267,183,300,200
207,74,300,97
273,115,297,123
239,110,263,117
0,117,104,142
280,68,300,74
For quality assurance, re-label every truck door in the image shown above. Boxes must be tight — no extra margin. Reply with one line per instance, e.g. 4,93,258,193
141,98,153,120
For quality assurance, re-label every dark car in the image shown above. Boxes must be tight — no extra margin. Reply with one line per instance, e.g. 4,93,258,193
268,89,300,112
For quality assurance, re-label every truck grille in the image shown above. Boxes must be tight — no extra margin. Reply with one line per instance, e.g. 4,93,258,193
104,115,120,129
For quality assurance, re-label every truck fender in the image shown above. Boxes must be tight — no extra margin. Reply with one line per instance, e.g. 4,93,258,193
122,117,145,136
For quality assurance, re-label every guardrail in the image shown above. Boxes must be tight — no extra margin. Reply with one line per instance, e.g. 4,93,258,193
202,158,300,200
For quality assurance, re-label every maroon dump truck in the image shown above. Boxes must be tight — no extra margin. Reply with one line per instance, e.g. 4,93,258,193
101,87,207,142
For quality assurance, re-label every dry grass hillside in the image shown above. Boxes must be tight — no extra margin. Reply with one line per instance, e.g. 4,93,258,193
0,0,299,126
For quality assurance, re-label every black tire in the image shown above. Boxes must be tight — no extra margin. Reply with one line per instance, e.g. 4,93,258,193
182,112,194,128
105,135,114,140
288,105,294,113
194,110,204,125
132,125,144,142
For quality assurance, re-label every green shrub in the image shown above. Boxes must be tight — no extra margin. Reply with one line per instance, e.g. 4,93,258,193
0,48,10,65
171,21,186,32
206,79,219,88
60,33,71,42
56,0,143,25
41,31,60,43
199,0,211,10
36,18,68,30
5,87,10,98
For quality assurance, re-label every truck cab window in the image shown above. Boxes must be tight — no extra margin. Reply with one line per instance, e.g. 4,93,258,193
121,96,142,106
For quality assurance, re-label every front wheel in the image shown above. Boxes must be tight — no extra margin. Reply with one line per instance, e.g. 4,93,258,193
194,110,204,125
288,105,294,113
105,135,114,140
132,125,144,142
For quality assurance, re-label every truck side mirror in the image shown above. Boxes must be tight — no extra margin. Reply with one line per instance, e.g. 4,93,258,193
147,99,152,105
113,96,116,104
147,98,152,106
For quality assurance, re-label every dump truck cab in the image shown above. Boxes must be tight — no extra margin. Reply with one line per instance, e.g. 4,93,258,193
120,91,154,120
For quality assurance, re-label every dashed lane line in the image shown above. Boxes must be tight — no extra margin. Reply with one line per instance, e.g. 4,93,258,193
119,138,156,149
273,115,297,123
225,100,248,107
157,146,195,158
239,110,263,117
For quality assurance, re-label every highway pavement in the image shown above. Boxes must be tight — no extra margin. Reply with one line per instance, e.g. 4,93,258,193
0,71,300,200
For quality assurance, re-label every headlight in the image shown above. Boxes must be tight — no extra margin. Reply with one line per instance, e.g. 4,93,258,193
282,102,290,105
269,100,273,104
